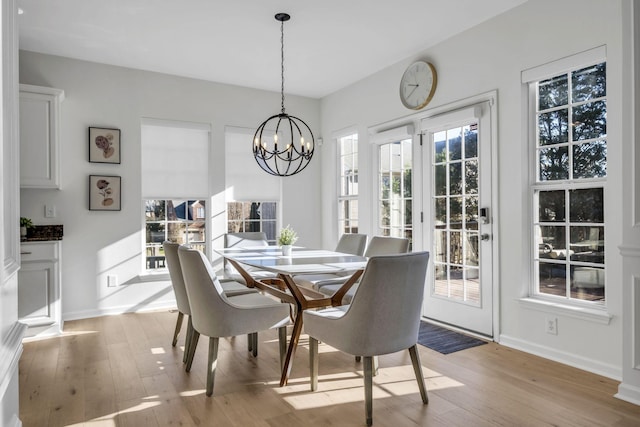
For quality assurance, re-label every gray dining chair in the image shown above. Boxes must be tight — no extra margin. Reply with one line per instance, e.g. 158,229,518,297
292,233,368,291
224,232,278,284
164,241,257,367
303,251,430,426
300,236,410,303
178,246,290,396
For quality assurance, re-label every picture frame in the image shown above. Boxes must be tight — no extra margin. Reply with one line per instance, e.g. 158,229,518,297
89,175,121,211
89,127,121,164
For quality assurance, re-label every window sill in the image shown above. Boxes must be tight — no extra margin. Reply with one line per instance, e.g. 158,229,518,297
137,271,170,283
519,297,612,325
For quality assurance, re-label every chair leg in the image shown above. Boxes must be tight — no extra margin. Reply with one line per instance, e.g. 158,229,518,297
183,316,193,364
363,356,374,427
172,311,184,347
355,355,361,362
278,326,287,371
248,333,252,352
408,344,429,404
373,355,379,376
185,330,200,372
206,337,220,397
250,332,258,357
309,337,318,391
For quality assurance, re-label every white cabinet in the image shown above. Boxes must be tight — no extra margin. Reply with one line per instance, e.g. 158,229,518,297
19,84,64,189
18,241,62,338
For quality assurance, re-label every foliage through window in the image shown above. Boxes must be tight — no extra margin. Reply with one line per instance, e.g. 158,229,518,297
338,134,359,234
227,201,278,244
145,200,206,270
378,138,412,247
532,61,606,304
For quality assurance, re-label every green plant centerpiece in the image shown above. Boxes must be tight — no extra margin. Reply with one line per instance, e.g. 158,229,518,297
278,225,298,256
20,217,34,238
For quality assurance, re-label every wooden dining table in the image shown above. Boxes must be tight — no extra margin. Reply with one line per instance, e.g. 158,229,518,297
215,245,367,386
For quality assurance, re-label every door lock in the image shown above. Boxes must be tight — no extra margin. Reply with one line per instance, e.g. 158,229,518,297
481,233,491,241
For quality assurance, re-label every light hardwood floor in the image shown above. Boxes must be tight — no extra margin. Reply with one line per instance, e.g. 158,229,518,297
19,310,640,426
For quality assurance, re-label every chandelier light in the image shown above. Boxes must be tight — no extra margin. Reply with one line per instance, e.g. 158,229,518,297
253,13,315,177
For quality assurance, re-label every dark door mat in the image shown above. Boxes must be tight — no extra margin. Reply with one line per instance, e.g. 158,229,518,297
418,321,487,354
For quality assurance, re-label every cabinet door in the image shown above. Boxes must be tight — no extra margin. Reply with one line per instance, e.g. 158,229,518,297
19,85,64,189
18,261,56,326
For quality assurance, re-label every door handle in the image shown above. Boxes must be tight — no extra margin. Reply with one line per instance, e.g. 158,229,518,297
481,233,491,241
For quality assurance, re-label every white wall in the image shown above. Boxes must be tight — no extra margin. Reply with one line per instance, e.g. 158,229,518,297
19,52,322,320
320,0,625,378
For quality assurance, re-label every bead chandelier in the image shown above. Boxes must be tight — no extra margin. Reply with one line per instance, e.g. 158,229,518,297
253,13,315,176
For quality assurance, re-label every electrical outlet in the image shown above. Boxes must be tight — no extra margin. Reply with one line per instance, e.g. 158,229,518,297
107,274,118,287
546,317,558,335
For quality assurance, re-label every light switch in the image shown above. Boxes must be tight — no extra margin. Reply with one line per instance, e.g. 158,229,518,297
45,204,56,218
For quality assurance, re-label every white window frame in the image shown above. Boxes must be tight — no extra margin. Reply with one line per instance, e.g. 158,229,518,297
523,46,608,310
370,125,415,243
337,133,359,236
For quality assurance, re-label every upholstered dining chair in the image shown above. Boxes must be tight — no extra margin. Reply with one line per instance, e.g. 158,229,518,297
303,251,430,426
223,232,278,284
298,236,410,303
178,246,290,396
163,241,257,366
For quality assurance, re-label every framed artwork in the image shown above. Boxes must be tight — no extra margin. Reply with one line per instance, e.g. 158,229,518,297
89,127,121,164
89,175,121,211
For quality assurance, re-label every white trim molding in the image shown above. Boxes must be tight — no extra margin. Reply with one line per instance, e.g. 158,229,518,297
0,322,27,402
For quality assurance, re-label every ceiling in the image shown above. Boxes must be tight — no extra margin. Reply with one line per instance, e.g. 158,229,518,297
17,0,527,99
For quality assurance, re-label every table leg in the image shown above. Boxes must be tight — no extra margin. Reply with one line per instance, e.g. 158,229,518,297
280,299,304,386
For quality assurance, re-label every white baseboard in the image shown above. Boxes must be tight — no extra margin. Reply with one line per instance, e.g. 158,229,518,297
499,333,621,380
62,300,177,322
616,383,640,405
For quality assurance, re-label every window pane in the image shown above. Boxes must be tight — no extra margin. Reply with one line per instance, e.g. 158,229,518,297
539,146,569,181
450,231,462,265
539,190,565,222
569,188,603,222
573,141,607,179
465,196,478,231
465,159,478,194
539,74,568,110
572,63,606,102
403,168,412,197
404,199,412,226
392,174,401,196
435,198,446,225
449,162,462,195
450,197,463,229
390,142,401,171
570,226,604,263
146,200,165,221
573,100,606,141
434,230,447,263
380,174,390,199
539,225,566,256
167,222,187,245
146,223,165,244
434,164,446,196
464,232,479,266
379,144,390,172
571,266,604,301
434,132,446,163
261,202,277,220
538,109,569,145
448,128,462,161
539,262,567,296
464,125,478,159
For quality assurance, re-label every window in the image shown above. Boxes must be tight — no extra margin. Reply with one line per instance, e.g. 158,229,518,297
145,200,206,269
227,201,278,244
528,55,606,304
338,134,359,234
378,138,413,245
141,119,210,271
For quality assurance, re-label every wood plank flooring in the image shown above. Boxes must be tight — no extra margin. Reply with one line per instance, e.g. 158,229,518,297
19,310,640,426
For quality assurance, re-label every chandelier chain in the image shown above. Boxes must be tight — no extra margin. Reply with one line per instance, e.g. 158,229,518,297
280,19,285,114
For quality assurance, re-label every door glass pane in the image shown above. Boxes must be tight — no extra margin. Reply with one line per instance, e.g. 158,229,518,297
431,122,482,307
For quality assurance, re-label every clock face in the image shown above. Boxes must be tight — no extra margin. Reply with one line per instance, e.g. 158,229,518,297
399,61,437,110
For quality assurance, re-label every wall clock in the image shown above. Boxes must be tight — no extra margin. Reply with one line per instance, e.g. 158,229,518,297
399,61,437,110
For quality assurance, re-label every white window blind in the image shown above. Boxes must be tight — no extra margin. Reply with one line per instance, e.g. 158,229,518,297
225,126,281,201
141,119,209,199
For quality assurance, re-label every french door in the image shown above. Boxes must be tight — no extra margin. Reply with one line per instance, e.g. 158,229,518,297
421,101,495,337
